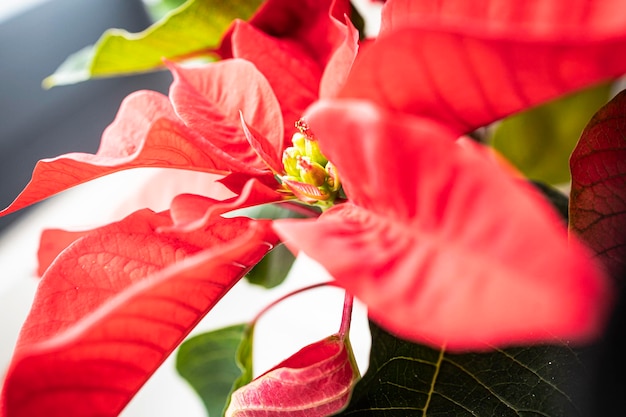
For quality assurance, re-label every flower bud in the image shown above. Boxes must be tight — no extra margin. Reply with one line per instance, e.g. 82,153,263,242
297,156,327,187
282,147,301,178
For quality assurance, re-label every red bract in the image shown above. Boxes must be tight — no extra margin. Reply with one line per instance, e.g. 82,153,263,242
225,334,358,416
0,208,278,417
0,0,357,217
274,100,610,350
341,0,626,135
0,2,358,415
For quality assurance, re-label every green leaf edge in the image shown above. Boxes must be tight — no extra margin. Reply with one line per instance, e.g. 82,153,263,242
176,323,254,417
42,0,263,88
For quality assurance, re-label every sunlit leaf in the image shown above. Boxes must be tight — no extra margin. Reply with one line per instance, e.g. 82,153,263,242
0,211,277,416
570,88,626,282
492,84,611,185
177,324,254,417
43,0,263,87
338,321,590,416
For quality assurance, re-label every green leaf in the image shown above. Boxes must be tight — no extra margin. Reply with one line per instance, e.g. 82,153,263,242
336,321,589,416
143,0,188,22
176,324,254,417
491,83,611,185
43,0,263,87
246,243,296,289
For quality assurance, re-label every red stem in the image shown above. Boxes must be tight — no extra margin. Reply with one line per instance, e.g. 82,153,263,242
338,292,354,340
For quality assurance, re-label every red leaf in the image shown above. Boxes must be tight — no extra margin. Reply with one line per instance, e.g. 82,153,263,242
225,334,358,417
36,229,90,277
168,178,283,229
274,100,611,350
0,91,266,217
1,209,277,417
229,20,322,137
167,59,284,172
239,113,283,174
340,25,626,135
380,0,626,37
227,0,357,137
570,89,626,281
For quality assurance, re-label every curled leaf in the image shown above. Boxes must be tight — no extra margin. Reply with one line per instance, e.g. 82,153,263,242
225,334,359,417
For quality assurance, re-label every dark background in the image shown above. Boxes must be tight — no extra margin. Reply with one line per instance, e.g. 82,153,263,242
0,0,171,231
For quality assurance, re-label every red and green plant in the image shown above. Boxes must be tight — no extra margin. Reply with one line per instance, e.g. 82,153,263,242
2,0,626,415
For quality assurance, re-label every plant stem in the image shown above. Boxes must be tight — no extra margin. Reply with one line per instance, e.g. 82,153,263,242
249,281,340,326
339,292,354,340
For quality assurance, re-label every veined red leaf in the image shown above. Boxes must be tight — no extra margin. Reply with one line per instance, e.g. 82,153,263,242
225,334,359,417
167,59,284,171
227,0,357,139
229,20,321,137
570,89,626,281
0,209,278,417
319,17,360,99
275,100,611,350
0,90,266,217
340,25,626,135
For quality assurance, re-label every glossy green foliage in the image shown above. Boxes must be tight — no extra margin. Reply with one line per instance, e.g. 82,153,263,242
43,0,263,87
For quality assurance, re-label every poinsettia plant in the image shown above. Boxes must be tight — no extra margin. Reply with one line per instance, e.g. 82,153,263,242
2,0,626,415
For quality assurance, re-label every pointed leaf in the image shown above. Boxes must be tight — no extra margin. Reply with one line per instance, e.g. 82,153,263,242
176,324,254,417
227,0,356,140
225,334,359,417
570,89,626,281
0,209,278,416
169,179,283,230
338,320,590,416
275,100,610,350
168,59,284,172
43,0,263,87
0,90,267,217
492,83,611,185
246,244,295,289
340,23,626,135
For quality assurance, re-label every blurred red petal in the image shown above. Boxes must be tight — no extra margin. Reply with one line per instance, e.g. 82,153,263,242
340,26,626,134
169,179,283,229
380,0,626,37
275,100,611,350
